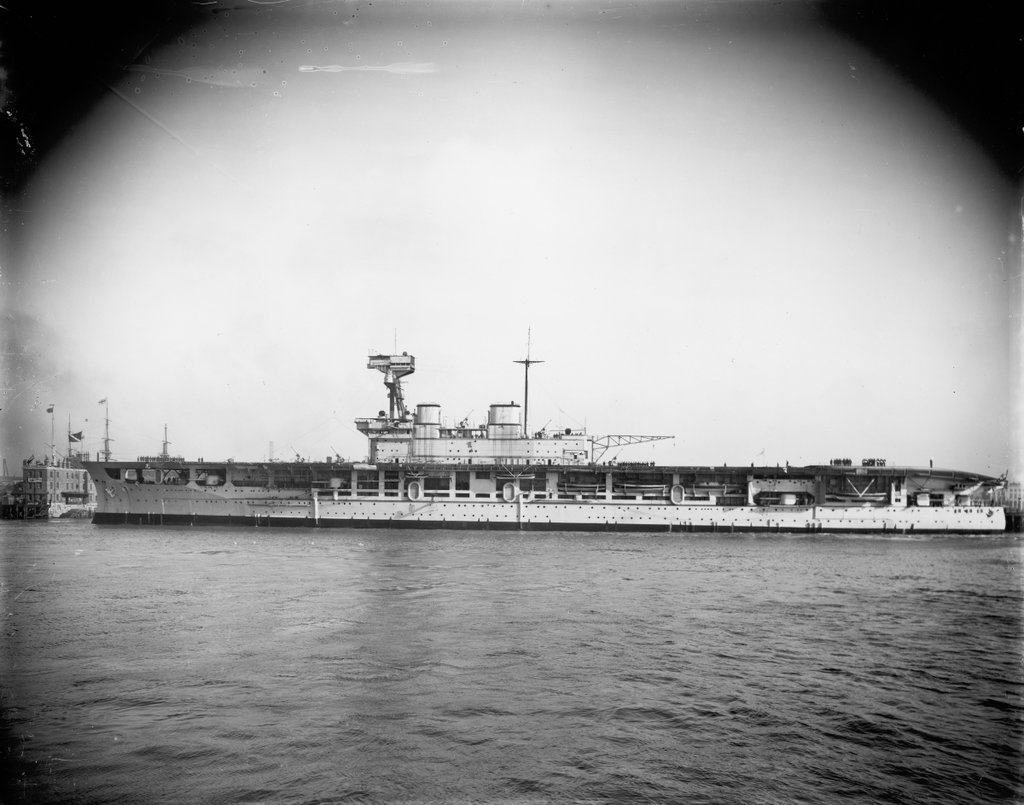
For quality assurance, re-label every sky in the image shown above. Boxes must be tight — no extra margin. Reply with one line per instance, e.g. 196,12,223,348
2,1,1020,476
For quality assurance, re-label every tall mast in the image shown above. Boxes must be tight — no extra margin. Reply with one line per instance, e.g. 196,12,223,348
99,398,112,461
513,329,543,437
161,424,170,461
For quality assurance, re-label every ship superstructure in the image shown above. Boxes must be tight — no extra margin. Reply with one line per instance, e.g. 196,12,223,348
83,352,1007,533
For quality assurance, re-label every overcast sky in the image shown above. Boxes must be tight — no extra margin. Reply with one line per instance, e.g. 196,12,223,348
2,1,1019,476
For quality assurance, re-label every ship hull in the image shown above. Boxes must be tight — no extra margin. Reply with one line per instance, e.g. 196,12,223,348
87,485,1006,534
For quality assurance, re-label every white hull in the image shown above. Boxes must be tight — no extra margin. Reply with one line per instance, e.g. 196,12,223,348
90,483,1006,533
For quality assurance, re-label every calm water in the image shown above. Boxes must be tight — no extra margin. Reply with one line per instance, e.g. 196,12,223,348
1,520,1021,804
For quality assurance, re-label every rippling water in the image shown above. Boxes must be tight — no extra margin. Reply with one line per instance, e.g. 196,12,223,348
2,520,1021,803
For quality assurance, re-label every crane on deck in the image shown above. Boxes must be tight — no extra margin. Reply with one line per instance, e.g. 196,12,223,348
592,434,672,463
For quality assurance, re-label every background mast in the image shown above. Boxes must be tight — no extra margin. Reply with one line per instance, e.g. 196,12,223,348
99,398,112,461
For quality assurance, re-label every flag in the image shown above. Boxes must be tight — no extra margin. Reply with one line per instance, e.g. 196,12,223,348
46,405,54,413
69,431,84,442
98,398,107,405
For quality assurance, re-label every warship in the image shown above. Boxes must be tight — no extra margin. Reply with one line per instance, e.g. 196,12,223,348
83,352,1007,533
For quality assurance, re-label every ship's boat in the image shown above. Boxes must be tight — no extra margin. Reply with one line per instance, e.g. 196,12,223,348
82,351,1007,534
